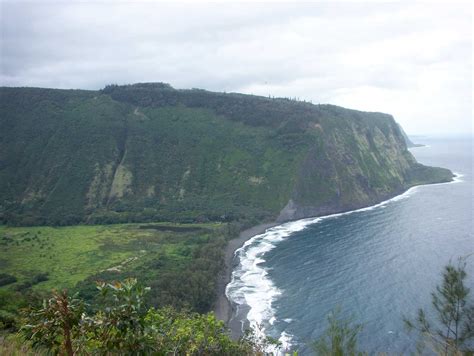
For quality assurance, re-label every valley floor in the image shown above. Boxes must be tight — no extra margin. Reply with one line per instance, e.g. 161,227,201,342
0,222,229,314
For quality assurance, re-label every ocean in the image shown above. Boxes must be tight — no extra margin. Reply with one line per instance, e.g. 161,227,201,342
226,136,473,354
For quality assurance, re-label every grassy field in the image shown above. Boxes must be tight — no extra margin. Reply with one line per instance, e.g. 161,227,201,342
0,222,229,312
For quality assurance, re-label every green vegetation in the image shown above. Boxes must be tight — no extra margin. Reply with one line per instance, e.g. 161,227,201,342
2,261,472,355
18,278,279,355
312,308,364,356
0,336,41,356
0,222,235,332
0,289,32,331
0,274,17,287
313,260,474,356
0,82,457,354
404,258,474,355
0,83,452,226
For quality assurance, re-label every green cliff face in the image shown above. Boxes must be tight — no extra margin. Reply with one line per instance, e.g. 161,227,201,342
0,84,452,226
397,123,424,148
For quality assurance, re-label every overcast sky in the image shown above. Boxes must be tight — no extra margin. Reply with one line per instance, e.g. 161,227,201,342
1,1,472,136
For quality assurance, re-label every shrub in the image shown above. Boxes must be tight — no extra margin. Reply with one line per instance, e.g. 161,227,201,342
0,273,17,287
404,258,474,355
20,278,280,355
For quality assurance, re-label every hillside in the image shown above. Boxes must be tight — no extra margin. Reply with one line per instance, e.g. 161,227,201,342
0,83,452,226
397,123,424,148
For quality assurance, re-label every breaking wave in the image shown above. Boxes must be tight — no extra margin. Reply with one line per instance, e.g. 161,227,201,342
225,176,458,353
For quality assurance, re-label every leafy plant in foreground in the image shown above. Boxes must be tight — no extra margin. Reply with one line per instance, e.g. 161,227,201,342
21,290,84,356
404,258,474,355
312,307,364,356
20,278,281,355
86,279,152,354
240,323,282,355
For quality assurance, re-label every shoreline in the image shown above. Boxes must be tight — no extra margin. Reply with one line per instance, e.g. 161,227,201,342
213,174,459,338
214,222,278,330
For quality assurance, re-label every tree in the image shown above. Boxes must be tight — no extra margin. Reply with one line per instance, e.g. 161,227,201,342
404,258,474,355
21,290,84,356
312,307,364,356
239,323,282,355
20,278,281,355
87,279,152,354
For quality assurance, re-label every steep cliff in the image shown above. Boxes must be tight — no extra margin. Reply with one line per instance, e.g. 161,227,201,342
397,123,424,148
0,84,452,225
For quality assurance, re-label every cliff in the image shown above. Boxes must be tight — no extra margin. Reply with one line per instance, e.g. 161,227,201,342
0,84,452,225
397,123,424,148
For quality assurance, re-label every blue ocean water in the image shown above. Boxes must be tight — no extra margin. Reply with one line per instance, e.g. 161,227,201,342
227,137,473,354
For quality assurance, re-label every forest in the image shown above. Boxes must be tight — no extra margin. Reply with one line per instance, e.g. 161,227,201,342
0,84,451,226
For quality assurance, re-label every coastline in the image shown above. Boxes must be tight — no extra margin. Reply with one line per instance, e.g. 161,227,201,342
214,174,458,338
214,222,278,329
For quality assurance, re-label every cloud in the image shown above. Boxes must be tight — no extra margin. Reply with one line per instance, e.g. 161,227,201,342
0,1,471,135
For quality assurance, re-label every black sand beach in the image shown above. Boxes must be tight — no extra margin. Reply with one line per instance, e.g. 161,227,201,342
214,222,278,336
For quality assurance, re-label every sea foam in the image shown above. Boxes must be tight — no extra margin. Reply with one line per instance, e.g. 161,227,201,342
225,176,460,354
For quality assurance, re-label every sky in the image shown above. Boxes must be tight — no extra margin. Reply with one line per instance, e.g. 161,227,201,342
0,1,472,136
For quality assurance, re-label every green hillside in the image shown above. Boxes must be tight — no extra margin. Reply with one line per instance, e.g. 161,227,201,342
0,83,452,226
